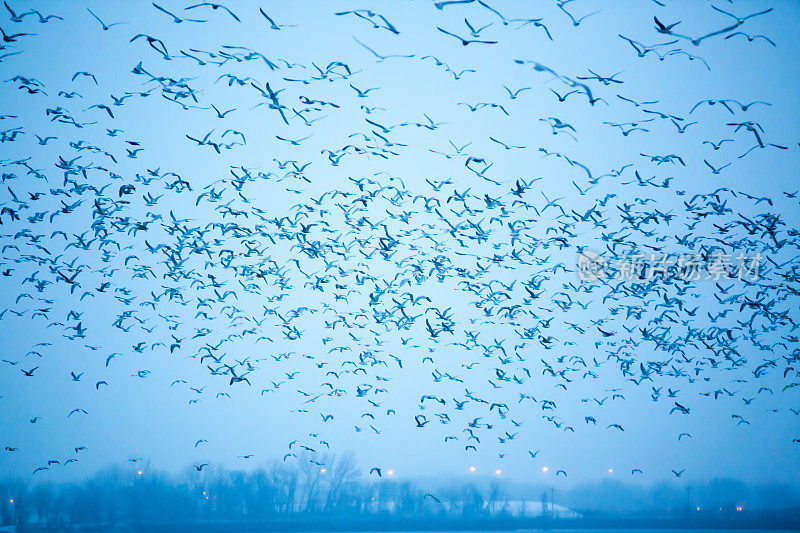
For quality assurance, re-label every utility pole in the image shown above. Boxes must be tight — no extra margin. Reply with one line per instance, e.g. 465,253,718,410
540,491,547,519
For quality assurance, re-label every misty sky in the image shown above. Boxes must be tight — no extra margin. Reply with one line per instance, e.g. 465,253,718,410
0,0,799,488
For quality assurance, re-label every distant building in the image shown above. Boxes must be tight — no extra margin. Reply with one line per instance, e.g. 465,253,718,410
494,500,581,518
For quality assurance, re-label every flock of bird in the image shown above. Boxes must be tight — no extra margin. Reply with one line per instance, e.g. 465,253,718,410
0,0,798,484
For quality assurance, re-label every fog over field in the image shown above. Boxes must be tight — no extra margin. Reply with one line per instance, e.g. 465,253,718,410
0,0,799,529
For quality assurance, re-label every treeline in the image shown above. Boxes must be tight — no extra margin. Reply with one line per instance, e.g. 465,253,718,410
1,454,798,528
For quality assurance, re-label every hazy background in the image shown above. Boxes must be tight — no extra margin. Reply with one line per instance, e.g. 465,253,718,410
0,0,798,490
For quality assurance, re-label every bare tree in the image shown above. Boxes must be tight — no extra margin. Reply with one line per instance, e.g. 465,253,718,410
324,452,358,512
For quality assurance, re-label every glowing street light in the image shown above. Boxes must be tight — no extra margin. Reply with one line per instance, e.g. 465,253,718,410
608,468,614,474
320,468,327,474
8,499,14,504
469,466,476,473
387,470,394,476
137,470,143,476
494,469,502,475
696,506,701,511
542,466,549,473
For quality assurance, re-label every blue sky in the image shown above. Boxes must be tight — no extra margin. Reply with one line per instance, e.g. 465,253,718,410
0,0,798,487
